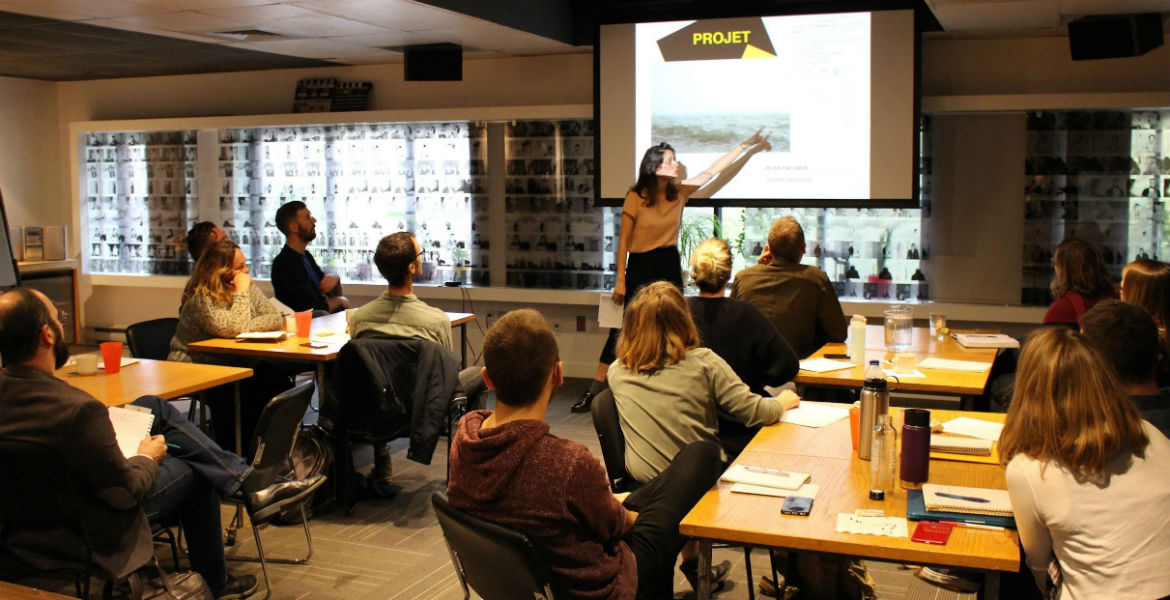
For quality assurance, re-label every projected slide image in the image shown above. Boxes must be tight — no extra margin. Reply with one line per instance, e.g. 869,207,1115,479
651,112,789,154
635,13,870,199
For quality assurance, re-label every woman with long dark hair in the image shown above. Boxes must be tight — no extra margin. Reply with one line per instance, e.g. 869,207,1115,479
1042,239,1117,327
571,131,771,412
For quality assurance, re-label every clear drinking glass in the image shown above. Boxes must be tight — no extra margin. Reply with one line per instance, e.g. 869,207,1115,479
929,312,948,341
883,305,913,353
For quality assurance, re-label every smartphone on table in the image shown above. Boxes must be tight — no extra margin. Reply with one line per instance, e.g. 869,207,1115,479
781,496,813,516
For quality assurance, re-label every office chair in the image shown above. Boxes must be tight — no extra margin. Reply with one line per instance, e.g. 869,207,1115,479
431,492,564,600
0,439,148,600
225,381,322,600
590,389,775,600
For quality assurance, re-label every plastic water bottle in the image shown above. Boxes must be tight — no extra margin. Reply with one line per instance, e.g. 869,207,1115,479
848,315,867,364
857,361,889,460
869,414,897,500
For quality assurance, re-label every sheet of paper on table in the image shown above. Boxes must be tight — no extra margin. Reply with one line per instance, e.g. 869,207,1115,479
310,331,350,345
881,368,926,378
598,293,623,329
235,331,287,341
798,358,855,373
918,357,992,372
781,401,850,427
730,482,820,499
941,417,1004,441
836,513,909,537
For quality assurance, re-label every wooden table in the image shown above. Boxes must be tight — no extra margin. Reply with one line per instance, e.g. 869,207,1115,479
0,581,76,600
55,358,252,408
796,325,999,400
680,410,1018,600
187,310,477,367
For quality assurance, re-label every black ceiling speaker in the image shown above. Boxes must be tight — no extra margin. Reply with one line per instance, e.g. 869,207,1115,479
1068,13,1164,60
404,43,462,81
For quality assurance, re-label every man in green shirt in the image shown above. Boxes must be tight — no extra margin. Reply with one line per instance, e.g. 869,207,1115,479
349,232,487,488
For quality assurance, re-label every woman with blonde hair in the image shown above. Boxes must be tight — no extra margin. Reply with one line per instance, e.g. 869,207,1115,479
609,281,800,483
1042,239,1117,326
688,238,799,456
169,240,289,446
1001,326,1169,599
169,240,283,362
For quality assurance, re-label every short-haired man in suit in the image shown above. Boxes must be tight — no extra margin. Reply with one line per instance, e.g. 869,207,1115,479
0,288,323,599
270,201,348,314
731,216,848,358
446,309,724,598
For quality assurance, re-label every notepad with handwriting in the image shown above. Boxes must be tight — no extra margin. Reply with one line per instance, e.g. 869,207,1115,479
922,484,1012,517
107,405,155,459
721,464,811,490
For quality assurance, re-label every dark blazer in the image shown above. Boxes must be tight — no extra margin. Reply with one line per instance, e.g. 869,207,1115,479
0,365,156,578
331,338,462,465
271,244,328,313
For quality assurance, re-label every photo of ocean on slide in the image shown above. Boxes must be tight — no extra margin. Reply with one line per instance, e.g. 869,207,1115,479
651,112,790,153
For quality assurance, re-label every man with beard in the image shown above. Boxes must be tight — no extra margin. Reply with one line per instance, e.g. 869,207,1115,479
0,288,323,599
271,201,348,314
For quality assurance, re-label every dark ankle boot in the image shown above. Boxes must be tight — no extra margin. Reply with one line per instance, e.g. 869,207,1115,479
570,390,594,413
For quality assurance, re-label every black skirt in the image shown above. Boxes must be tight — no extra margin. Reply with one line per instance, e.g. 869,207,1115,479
599,246,683,364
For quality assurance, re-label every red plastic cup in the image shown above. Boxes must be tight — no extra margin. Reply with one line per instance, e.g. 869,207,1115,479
849,402,861,453
295,310,312,338
100,342,124,374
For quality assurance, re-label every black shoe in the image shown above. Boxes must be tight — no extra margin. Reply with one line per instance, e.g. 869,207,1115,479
247,475,326,522
680,558,731,595
570,391,595,413
215,574,259,600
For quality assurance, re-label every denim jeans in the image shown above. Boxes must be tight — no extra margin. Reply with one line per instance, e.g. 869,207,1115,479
133,395,250,591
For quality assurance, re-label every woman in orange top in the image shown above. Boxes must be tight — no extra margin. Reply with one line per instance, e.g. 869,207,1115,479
571,130,772,412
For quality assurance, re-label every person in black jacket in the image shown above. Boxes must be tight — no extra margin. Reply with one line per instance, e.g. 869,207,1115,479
270,201,348,314
687,238,800,457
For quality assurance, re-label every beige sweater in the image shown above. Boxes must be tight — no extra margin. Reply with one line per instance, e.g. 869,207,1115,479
168,287,283,363
608,347,784,483
1005,421,1170,600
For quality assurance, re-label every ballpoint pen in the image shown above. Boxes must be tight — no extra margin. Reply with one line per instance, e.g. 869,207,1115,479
936,491,989,503
939,520,1004,531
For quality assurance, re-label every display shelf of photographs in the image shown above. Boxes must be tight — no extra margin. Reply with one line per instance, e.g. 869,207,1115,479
213,122,487,284
1021,109,1169,305
504,119,620,290
83,130,200,276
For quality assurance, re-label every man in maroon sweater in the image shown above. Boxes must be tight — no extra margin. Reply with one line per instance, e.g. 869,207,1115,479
447,309,721,599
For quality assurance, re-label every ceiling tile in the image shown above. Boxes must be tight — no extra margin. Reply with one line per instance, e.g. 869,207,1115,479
88,11,250,35
201,3,388,38
291,0,489,32
0,0,168,20
129,0,271,10
328,30,440,48
224,37,394,59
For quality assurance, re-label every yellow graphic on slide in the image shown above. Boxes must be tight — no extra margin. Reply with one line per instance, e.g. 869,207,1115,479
658,16,777,62
742,44,775,59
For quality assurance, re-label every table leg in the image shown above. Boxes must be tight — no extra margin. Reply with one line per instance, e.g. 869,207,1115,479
460,322,468,369
697,539,713,600
233,382,242,455
984,571,1000,600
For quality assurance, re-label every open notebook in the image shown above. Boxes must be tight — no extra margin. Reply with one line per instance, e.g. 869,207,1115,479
922,484,1013,518
107,405,155,459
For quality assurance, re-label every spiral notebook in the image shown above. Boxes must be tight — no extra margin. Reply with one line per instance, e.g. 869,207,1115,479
721,464,811,490
922,484,1013,518
930,436,993,455
107,405,156,459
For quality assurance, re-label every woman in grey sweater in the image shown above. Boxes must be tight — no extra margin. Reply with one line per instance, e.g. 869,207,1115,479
608,281,800,484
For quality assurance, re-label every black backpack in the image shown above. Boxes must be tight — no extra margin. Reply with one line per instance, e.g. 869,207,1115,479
274,425,335,524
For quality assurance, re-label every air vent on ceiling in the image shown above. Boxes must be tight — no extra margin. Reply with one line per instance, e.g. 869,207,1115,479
207,29,291,42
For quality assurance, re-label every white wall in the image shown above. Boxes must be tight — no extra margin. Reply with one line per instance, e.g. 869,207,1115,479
0,75,62,228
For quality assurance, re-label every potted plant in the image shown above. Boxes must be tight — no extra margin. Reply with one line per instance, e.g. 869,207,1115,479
450,243,471,284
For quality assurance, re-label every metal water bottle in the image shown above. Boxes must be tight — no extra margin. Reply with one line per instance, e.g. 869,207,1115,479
857,360,889,460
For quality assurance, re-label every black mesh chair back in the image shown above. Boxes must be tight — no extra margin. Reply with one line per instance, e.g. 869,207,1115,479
0,439,114,597
125,318,179,360
431,493,559,600
589,389,638,493
246,380,315,490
